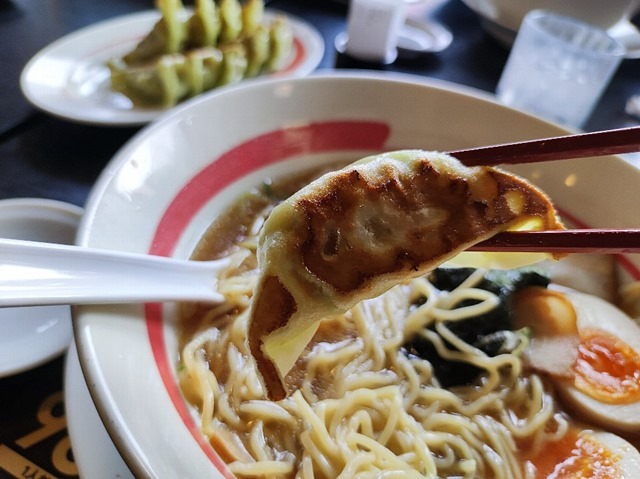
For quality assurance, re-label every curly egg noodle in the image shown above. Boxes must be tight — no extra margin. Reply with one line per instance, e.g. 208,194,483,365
178,197,569,478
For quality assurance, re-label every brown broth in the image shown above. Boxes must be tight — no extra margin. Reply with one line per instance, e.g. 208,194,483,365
180,164,344,351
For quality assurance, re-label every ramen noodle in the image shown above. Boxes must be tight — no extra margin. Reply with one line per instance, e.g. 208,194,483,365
178,160,640,478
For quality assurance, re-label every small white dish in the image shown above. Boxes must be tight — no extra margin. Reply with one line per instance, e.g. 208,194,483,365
0,198,83,377
20,9,324,126
335,17,452,62
397,17,453,56
460,0,640,58
65,343,133,479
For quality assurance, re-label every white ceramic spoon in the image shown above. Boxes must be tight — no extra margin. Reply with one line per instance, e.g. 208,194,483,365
0,238,228,307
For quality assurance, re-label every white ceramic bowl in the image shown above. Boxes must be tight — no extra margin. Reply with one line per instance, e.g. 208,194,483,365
0,198,82,377
74,72,640,477
461,0,640,56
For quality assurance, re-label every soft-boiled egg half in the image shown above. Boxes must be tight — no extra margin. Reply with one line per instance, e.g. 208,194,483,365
556,290,640,433
525,429,640,478
514,286,640,433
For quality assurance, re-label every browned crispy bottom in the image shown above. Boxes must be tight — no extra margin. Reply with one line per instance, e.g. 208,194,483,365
299,164,556,294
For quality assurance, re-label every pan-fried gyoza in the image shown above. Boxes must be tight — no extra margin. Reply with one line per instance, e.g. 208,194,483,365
246,150,564,400
108,0,292,107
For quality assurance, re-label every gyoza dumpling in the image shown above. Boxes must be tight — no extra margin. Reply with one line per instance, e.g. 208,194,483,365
247,150,565,400
217,43,248,86
187,0,220,48
244,23,270,77
185,47,224,95
123,0,187,66
264,15,293,72
241,0,265,38
109,55,190,107
218,0,243,43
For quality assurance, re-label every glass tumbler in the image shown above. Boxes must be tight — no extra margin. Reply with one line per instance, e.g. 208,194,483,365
496,10,625,129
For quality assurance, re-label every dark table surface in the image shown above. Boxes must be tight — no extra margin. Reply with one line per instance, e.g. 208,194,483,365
0,0,638,477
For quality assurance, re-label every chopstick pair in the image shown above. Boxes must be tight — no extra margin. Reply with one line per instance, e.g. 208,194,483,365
449,125,640,167
448,126,640,254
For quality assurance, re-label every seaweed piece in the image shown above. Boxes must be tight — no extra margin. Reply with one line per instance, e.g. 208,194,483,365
403,267,549,388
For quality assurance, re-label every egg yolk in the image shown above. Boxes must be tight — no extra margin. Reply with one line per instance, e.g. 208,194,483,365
525,429,620,478
573,328,640,404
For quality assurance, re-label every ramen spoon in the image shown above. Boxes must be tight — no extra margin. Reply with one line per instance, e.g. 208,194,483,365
0,238,229,307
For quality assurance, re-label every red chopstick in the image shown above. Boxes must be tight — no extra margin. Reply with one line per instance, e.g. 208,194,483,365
449,126,640,167
471,229,640,254
443,129,640,254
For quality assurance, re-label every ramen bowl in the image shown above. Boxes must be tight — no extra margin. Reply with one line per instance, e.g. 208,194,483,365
461,0,640,55
74,72,640,477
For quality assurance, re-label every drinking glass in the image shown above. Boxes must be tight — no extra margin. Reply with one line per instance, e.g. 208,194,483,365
496,10,625,129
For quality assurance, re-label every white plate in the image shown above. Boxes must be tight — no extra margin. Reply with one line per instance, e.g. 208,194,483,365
65,343,133,479
74,72,640,477
20,9,324,126
0,199,82,377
